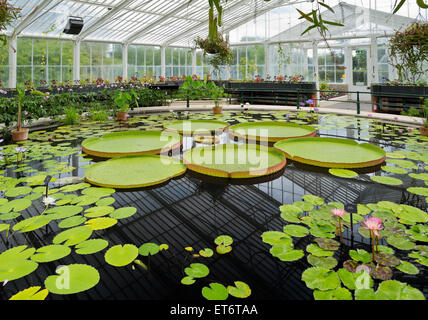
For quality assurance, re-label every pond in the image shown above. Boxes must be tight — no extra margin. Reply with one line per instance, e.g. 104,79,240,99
0,110,427,300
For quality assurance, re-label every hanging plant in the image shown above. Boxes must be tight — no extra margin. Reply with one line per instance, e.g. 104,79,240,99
0,1,20,46
194,33,232,72
388,22,428,84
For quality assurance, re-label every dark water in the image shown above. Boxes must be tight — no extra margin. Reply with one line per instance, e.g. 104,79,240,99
0,111,427,300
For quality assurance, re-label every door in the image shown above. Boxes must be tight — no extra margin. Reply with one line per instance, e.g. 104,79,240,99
350,48,369,93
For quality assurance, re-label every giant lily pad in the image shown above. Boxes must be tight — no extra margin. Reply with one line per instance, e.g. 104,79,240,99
274,137,386,168
229,121,317,142
82,130,182,158
84,155,186,188
44,264,100,295
183,144,286,179
164,119,229,135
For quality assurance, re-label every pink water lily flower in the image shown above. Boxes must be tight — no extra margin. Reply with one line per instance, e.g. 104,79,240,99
361,217,383,238
331,208,347,218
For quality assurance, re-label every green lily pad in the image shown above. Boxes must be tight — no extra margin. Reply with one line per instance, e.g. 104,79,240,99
45,205,83,220
181,276,196,285
370,176,403,186
85,217,118,230
0,212,21,220
0,198,32,213
30,245,71,263
44,264,100,295
53,226,93,246
381,166,408,174
184,263,210,279
314,238,340,251
374,280,425,300
395,260,419,275
105,244,139,267
12,215,52,233
202,283,228,300
75,239,109,255
138,243,160,256
301,267,341,291
397,205,428,223
349,249,372,263
329,169,358,178
270,244,304,262
95,197,116,206
227,281,251,298
214,235,233,246
313,287,352,300
109,207,137,220
58,216,87,229
373,252,400,267
302,194,324,206
407,187,428,196
306,243,334,257
282,224,309,237
9,286,49,300
199,248,214,258
307,254,338,269
84,206,115,218
5,186,32,198
386,236,415,251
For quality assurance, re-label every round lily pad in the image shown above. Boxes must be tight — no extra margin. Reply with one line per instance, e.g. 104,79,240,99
229,121,317,142
105,244,138,267
109,207,137,219
329,169,358,178
370,176,403,186
45,205,83,220
75,239,109,255
301,267,341,291
274,137,386,168
283,224,309,237
396,261,419,275
184,263,210,278
183,144,286,178
164,119,229,135
0,259,38,282
138,243,160,256
82,130,182,158
53,226,93,246
12,215,51,233
5,186,32,198
202,283,228,300
58,216,87,229
84,206,115,218
85,217,118,230
44,264,100,295
30,245,71,263
227,281,251,298
307,254,338,269
84,155,186,188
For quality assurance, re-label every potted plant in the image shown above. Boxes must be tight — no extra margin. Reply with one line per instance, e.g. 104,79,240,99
113,90,132,121
207,81,227,114
12,86,28,142
12,87,47,142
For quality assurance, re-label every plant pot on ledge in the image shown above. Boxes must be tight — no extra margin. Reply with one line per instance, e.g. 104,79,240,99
213,105,222,114
420,126,428,136
116,112,128,121
12,128,29,142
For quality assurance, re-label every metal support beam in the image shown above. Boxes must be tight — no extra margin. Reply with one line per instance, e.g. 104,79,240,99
8,37,17,88
191,48,196,76
13,0,56,36
122,43,128,80
264,43,270,79
161,46,166,78
73,40,80,83
124,2,193,44
312,41,320,106
369,36,379,85
77,0,134,41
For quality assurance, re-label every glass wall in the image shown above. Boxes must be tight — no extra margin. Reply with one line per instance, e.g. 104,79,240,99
230,45,265,80
80,42,123,82
16,38,73,87
127,45,161,79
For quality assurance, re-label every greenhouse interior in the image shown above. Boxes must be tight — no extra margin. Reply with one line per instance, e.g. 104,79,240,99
0,0,427,304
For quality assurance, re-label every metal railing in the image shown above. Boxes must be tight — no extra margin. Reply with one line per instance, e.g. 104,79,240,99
178,87,428,115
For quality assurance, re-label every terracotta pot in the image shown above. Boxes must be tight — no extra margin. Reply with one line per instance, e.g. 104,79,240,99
420,126,428,136
213,106,222,114
12,128,29,142
116,112,128,121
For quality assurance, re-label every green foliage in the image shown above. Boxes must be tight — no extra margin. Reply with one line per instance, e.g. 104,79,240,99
63,106,80,125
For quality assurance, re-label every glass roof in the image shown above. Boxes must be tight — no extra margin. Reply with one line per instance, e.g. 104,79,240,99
3,0,425,47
